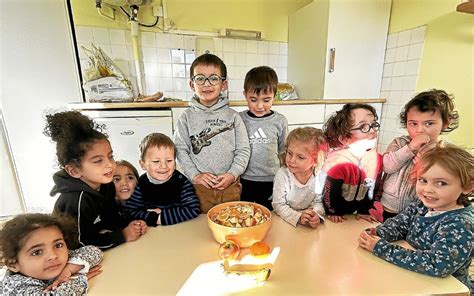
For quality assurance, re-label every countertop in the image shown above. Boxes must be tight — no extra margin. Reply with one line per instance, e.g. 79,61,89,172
69,98,386,110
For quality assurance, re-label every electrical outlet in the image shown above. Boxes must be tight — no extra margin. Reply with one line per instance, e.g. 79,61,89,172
153,5,163,17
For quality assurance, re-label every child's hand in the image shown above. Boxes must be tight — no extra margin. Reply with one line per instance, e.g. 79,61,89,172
358,229,381,252
193,173,219,189
123,221,143,241
408,134,431,152
44,263,82,292
87,265,103,280
213,173,236,190
301,209,320,228
327,215,346,223
364,227,377,236
131,219,148,235
356,213,379,223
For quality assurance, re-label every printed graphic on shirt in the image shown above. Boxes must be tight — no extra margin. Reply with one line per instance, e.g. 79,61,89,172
190,122,234,154
249,127,270,144
93,215,102,224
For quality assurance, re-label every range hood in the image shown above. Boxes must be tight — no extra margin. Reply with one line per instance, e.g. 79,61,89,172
456,0,474,13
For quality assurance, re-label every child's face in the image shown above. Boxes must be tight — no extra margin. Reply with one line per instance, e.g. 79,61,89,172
415,163,471,211
139,146,175,181
285,141,316,176
189,64,227,107
113,165,137,201
406,107,445,142
345,108,378,144
244,90,274,117
72,139,116,191
9,226,68,280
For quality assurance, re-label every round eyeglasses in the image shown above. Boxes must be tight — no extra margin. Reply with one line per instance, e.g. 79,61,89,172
191,74,226,86
351,122,380,133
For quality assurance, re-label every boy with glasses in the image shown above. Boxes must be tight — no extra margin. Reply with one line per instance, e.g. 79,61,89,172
174,53,250,213
321,104,384,223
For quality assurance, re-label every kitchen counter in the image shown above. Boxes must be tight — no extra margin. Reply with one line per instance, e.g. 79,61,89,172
68,98,386,110
87,214,468,295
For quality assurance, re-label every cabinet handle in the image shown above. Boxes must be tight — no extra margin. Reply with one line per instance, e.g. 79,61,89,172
329,48,336,73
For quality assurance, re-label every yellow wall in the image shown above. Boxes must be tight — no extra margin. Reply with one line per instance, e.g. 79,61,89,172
71,0,312,42
389,0,474,149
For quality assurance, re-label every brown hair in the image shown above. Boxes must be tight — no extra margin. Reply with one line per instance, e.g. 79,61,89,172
411,144,473,206
0,213,78,267
400,89,459,133
244,66,278,96
323,104,378,148
115,160,139,179
189,53,227,79
139,133,176,161
281,127,328,169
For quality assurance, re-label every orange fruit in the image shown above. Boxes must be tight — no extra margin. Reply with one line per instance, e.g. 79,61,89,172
250,241,271,258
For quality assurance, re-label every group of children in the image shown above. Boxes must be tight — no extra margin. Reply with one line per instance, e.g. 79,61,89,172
0,53,472,293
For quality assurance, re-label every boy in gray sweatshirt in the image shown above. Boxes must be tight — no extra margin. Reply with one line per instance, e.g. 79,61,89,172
174,54,250,213
239,66,288,210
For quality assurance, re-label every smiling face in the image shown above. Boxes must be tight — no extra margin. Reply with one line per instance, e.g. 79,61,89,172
406,107,446,143
189,64,227,107
113,165,137,201
285,140,316,180
244,90,274,117
416,163,471,211
71,139,116,191
139,145,175,181
9,226,68,280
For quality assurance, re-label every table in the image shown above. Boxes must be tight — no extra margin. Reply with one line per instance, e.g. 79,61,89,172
88,214,469,295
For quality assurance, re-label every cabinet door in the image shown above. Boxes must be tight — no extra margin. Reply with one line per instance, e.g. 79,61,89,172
324,0,391,98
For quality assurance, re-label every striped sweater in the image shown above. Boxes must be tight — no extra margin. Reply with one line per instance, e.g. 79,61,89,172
125,170,200,226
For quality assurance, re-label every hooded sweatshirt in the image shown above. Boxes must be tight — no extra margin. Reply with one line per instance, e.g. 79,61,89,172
174,95,250,181
50,170,128,250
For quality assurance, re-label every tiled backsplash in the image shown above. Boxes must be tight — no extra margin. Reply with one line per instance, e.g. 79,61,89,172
378,26,426,152
75,26,288,101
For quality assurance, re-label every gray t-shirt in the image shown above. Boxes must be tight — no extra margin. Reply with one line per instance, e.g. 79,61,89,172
239,110,288,182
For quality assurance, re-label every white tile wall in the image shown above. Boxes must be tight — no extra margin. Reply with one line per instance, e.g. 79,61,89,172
76,26,288,101
378,26,426,152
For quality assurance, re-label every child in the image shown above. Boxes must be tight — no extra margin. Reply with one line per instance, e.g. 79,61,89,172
173,53,250,213
113,160,139,218
272,127,327,228
239,66,288,211
125,133,201,226
44,111,147,249
358,144,473,291
322,104,383,223
1,213,103,294
381,89,459,221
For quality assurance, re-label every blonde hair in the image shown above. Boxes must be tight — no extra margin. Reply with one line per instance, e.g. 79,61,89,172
411,143,473,206
281,127,328,170
139,133,176,161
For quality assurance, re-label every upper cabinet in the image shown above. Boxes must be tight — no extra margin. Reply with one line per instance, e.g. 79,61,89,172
288,0,391,99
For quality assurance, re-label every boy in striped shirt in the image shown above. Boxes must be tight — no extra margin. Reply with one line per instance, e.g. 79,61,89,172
125,133,200,226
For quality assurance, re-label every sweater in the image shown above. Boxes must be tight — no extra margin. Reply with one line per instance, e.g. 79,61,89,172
272,167,325,227
382,136,444,213
173,95,250,181
239,110,288,182
373,201,473,291
50,170,128,250
322,147,383,216
2,245,102,295
125,170,201,226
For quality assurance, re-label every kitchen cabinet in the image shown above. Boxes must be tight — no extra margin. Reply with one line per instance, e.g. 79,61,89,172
288,0,391,99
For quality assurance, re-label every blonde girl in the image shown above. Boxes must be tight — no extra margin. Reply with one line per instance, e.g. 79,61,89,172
272,127,328,228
